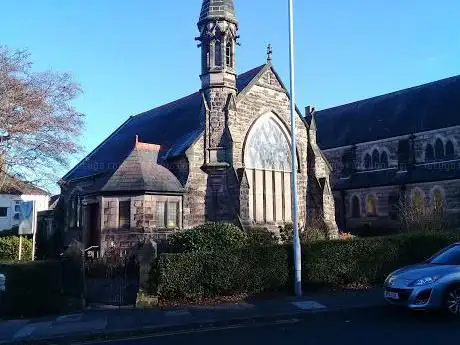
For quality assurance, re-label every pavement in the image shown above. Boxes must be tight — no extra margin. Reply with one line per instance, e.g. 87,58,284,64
0,288,386,344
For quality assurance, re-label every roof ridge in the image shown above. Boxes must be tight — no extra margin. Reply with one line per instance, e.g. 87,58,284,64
317,74,460,115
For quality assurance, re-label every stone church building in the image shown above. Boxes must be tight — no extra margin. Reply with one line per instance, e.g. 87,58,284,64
59,0,338,254
315,75,460,233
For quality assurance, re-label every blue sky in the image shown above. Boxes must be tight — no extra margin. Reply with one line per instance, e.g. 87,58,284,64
1,0,459,174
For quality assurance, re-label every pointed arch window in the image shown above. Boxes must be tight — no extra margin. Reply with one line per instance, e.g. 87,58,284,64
380,151,389,169
215,39,222,67
412,189,425,210
226,41,233,68
435,138,445,159
432,188,445,211
366,195,377,216
446,140,455,159
364,153,371,170
244,114,294,224
425,144,434,162
372,149,380,169
351,196,361,218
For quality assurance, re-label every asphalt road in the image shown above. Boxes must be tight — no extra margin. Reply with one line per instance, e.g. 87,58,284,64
85,307,460,345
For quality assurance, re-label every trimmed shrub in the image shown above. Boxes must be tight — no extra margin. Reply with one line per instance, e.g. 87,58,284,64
0,236,33,261
169,222,247,253
247,227,279,247
151,232,460,300
151,245,289,299
302,232,460,288
0,260,64,317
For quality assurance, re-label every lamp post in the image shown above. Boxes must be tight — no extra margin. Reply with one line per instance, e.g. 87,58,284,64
288,0,302,297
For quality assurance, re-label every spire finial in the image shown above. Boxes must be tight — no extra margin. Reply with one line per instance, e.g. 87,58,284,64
267,44,273,63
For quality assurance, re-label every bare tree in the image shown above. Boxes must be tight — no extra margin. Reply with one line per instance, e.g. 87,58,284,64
0,46,84,191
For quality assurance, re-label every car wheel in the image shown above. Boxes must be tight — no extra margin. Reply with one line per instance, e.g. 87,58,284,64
443,285,460,317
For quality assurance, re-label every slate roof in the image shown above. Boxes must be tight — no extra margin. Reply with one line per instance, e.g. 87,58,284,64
64,65,266,182
199,0,236,25
334,160,460,190
0,174,50,195
315,75,460,150
102,142,184,194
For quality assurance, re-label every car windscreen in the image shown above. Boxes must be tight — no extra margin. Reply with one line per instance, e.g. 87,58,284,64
429,244,460,265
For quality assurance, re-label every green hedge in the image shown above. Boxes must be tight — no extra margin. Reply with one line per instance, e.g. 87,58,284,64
151,245,289,299
169,222,247,253
0,236,33,261
151,232,460,300
0,260,64,318
302,232,460,288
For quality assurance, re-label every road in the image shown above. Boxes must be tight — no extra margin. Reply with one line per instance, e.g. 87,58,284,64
85,307,459,345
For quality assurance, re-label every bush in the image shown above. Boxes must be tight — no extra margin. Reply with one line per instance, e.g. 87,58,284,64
151,245,289,299
302,232,460,288
247,227,279,246
0,260,64,317
169,222,247,253
0,236,33,261
151,232,460,300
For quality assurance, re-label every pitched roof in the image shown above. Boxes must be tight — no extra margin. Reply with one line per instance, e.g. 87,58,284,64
102,141,184,194
333,160,460,190
0,174,50,195
315,75,460,150
64,65,266,182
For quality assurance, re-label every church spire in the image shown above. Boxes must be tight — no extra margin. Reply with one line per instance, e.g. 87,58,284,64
199,0,237,26
197,0,239,91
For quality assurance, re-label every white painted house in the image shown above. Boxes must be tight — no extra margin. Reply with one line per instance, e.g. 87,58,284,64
0,175,50,231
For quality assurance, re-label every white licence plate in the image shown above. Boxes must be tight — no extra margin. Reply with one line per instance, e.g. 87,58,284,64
385,291,399,300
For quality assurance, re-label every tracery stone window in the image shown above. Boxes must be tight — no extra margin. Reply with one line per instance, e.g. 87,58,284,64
366,195,377,216
244,114,294,223
215,39,222,67
411,188,425,210
226,41,233,68
435,138,445,159
351,195,361,218
446,140,455,159
431,187,445,211
425,144,434,162
372,149,380,169
380,151,389,169
364,153,371,170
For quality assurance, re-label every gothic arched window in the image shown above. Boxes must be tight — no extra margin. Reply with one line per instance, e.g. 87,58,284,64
380,151,389,169
412,189,425,210
351,196,360,218
446,140,455,159
215,39,222,67
372,149,380,169
435,138,445,159
226,41,233,68
366,195,377,216
244,114,294,223
425,144,434,162
431,187,445,211
364,153,371,170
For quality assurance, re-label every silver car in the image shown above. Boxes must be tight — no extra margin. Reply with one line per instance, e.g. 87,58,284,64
384,242,460,316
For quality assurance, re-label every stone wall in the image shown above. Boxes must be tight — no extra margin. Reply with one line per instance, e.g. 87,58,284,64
322,126,460,231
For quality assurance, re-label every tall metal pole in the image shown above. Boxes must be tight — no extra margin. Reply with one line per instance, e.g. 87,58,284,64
288,0,302,297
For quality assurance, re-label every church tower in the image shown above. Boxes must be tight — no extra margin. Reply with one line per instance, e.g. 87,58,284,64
197,0,239,222
197,0,238,166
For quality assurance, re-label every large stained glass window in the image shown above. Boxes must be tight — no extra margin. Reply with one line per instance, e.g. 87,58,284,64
244,114,293,224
